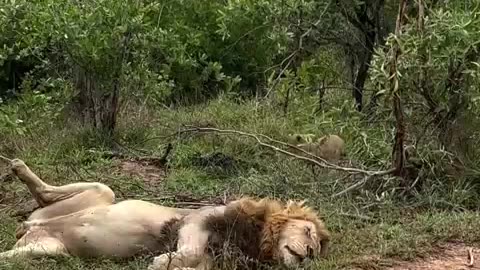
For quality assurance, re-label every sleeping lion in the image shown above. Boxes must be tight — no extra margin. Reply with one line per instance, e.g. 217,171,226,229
0,158,330,269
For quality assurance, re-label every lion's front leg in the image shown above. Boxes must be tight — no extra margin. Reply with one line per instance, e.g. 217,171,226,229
148,252,213,270
148,205,224,270
149,208,222,270
148,252,188,270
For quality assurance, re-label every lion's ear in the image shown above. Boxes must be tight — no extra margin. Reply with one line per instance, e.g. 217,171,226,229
285,200,296,210
286,200,307,209
284,200,310,215
298,199,307,207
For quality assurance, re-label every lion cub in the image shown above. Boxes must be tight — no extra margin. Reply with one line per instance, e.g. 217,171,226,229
288,133,346,163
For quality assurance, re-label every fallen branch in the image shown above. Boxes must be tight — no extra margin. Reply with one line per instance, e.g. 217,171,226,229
332,174,373,198
184,126,381,173
179,126,396,197
125,195,176,201
173,202,216,207
88,143,173,168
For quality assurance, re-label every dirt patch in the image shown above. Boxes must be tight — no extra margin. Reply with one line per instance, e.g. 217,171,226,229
117,159,166,186
388,243,480,270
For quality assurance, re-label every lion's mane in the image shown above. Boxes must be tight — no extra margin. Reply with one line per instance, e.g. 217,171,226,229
204,197,330,265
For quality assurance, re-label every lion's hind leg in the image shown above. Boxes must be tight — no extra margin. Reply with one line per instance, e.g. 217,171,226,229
10,159,115,220
11,159,115,206
0,237,68,259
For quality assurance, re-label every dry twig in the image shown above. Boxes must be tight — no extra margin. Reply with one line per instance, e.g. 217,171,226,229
0,155,12,164
467,247,474,267
173,202,216,207
87,143,173,168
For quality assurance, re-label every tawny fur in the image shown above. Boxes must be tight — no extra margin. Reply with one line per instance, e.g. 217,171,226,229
205,197,330,262
290,134,346,163
0,159,331,270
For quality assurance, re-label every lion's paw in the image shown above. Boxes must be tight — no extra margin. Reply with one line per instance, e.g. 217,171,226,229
10,159,27,173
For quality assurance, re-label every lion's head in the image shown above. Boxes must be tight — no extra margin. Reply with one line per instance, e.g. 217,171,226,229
219,197,330,268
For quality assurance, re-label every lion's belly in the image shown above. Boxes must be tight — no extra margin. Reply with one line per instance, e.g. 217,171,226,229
59,200,183,258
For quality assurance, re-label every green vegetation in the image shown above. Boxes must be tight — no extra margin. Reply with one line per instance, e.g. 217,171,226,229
1,0,480,269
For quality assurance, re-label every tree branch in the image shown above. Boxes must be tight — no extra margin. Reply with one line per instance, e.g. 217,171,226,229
0,155,12,164
178,126,396,197
264,0,334,98
336,0,367,33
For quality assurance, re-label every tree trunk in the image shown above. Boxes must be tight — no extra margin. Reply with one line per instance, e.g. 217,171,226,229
349,0,383,112
283,84,291,116
353,29,375,112
70,31,130,136
344,45,356,90
73,66,120,136
375,0,387,47
390,0,408,178
317,79,326,111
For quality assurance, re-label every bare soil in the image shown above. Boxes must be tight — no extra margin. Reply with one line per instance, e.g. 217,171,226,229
118,159,166,186
388,243,480,270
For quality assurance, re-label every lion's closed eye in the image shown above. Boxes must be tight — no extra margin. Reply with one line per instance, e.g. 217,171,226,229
304,226,311,238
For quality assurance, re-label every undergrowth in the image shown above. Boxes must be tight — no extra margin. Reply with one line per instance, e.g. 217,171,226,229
0,93,480,270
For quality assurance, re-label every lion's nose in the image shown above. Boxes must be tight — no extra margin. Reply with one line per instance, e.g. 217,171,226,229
307,246,314,258
285,245,306,263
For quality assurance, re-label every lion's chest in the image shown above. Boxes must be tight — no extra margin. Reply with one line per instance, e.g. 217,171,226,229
205,213,264,260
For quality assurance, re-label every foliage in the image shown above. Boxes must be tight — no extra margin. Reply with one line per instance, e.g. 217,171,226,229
369,2,480,198
1,1,480,269
372,3,480,144
0,0,346,105
0,0,478,203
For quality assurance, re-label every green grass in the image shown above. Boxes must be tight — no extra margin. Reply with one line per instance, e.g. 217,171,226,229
0,96,479,269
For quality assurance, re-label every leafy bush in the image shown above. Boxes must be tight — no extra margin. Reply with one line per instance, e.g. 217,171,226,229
0,0,337,106
369,2,480,201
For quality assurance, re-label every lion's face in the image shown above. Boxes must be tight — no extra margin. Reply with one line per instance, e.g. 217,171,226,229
277,219,321,266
